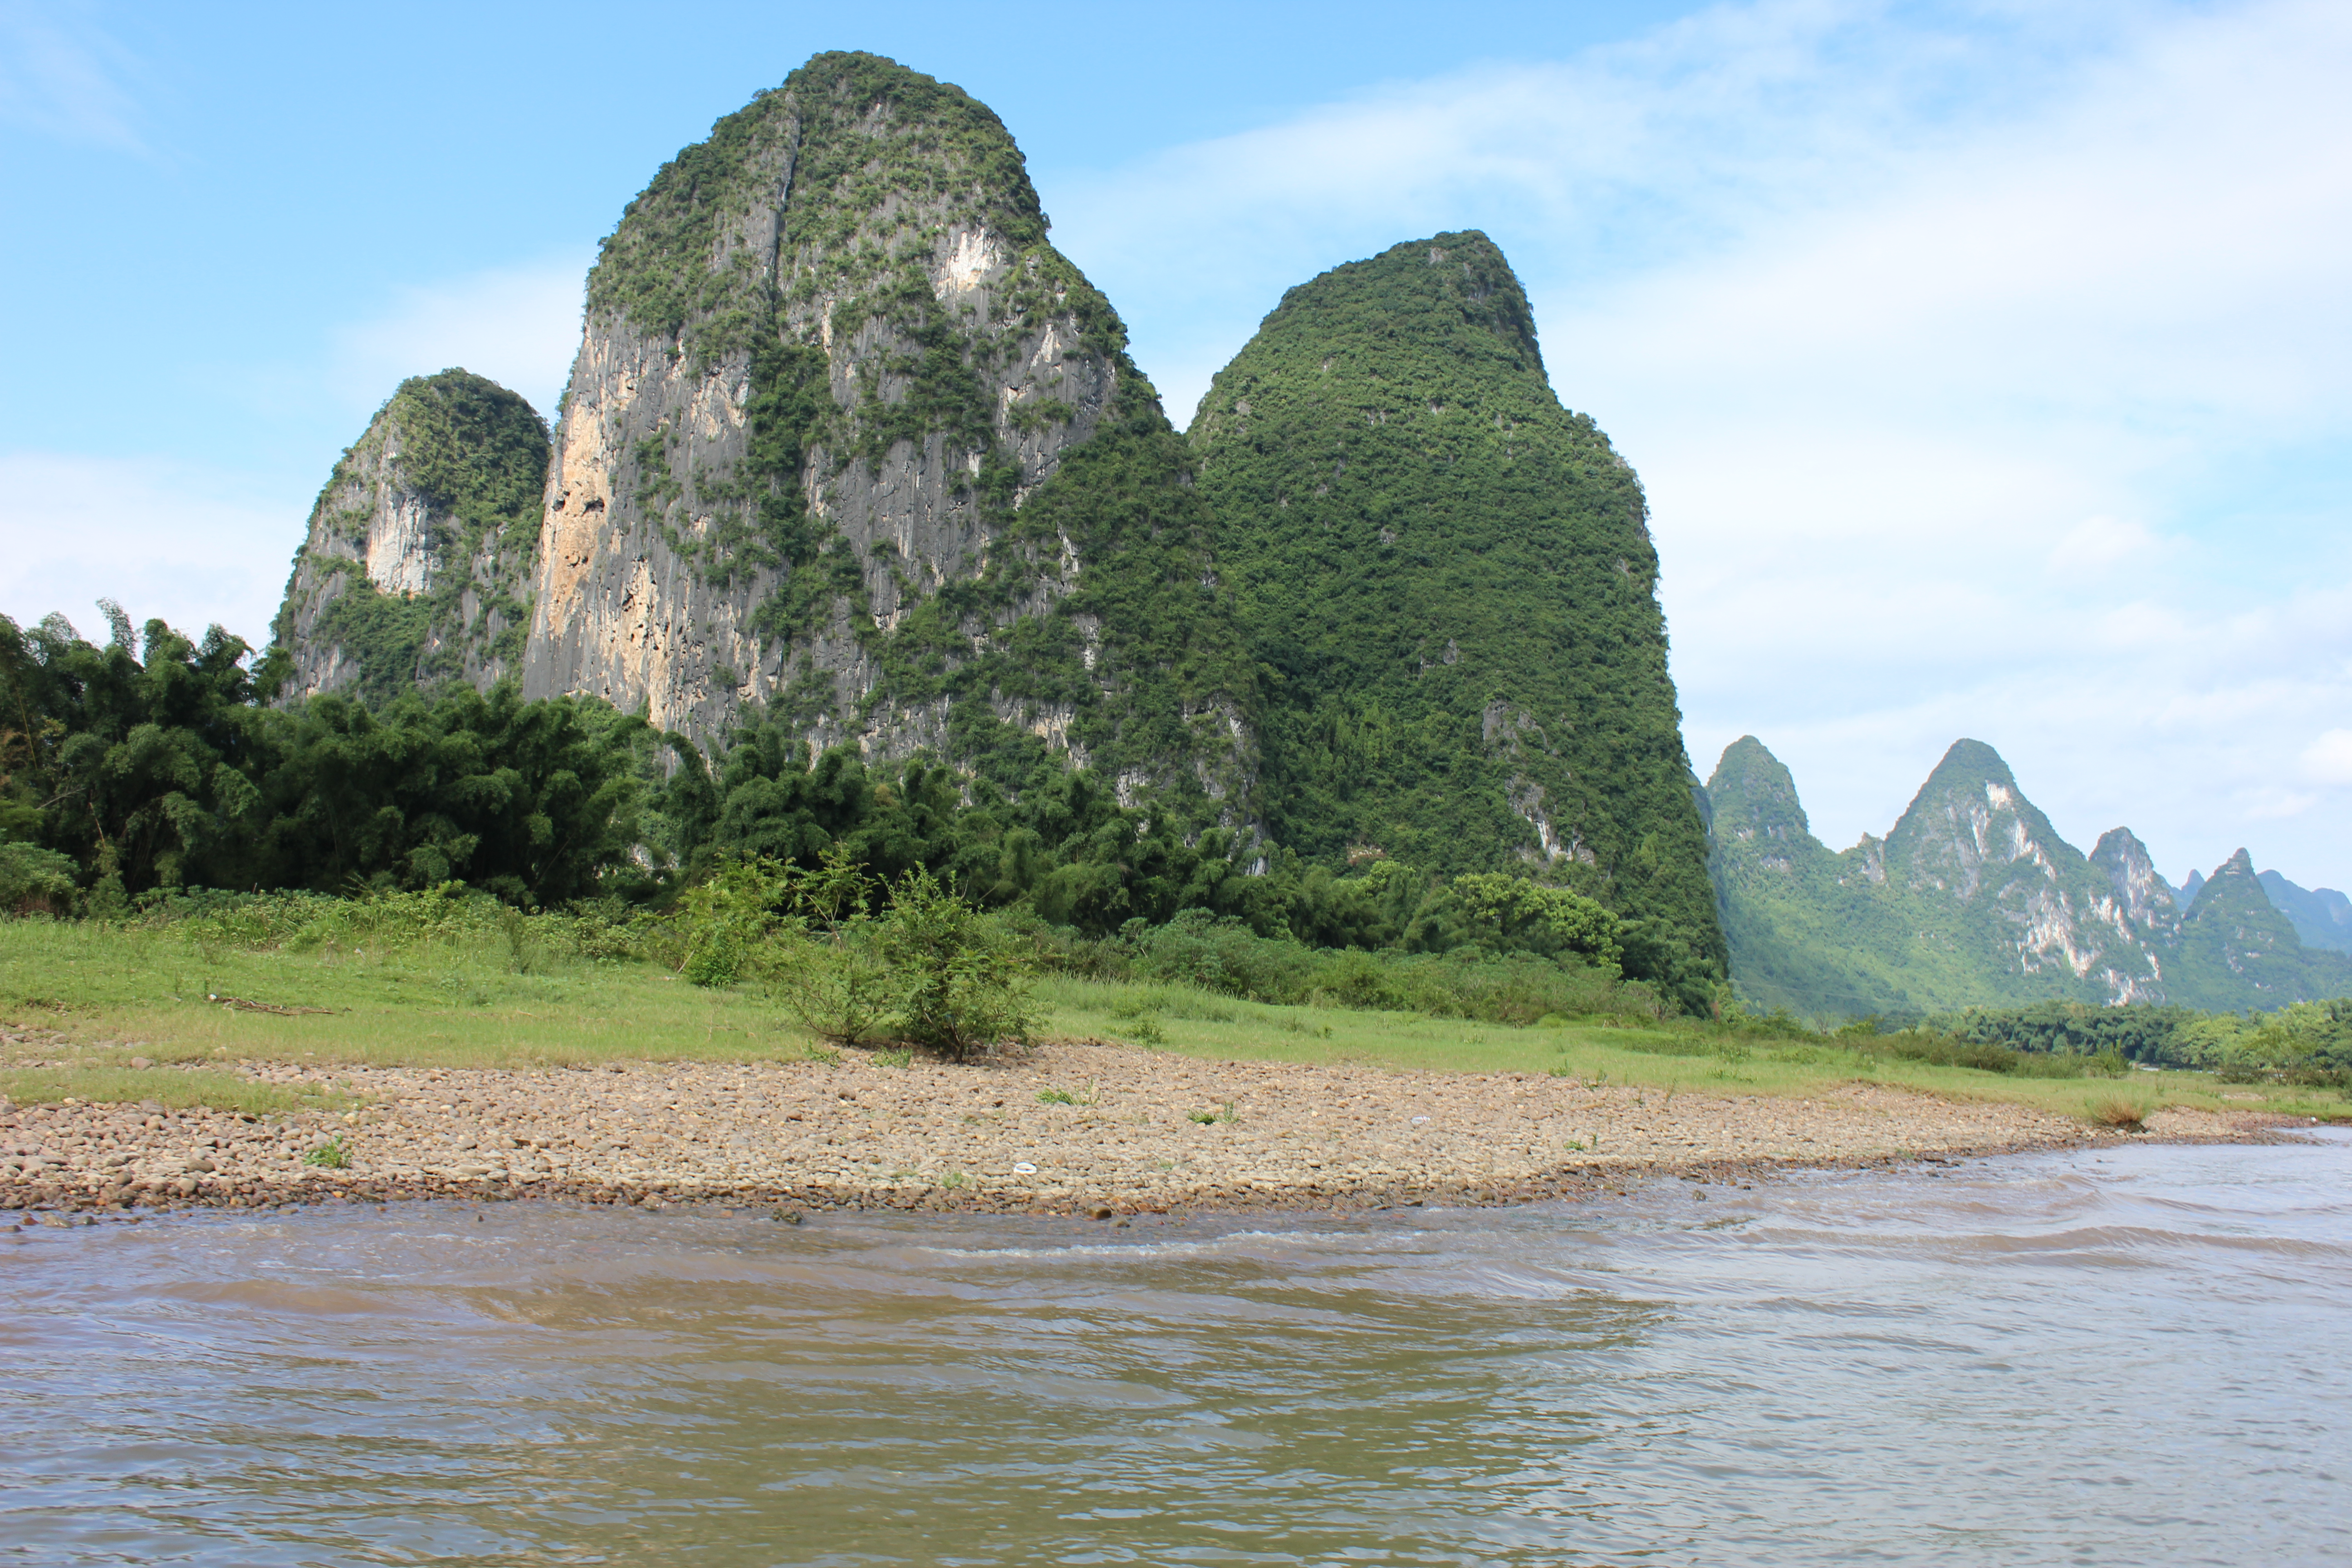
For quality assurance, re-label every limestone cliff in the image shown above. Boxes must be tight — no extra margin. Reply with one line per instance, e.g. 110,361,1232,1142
523,52,1256,823
1879,741,2165,1003
272,370,547,704
2090,828,2180,934
1705,737,2179,1014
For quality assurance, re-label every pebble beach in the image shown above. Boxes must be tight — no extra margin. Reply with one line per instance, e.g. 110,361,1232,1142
0,1033,2271,1220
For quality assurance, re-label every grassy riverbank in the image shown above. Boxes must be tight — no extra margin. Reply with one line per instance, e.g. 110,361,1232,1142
3,917,2342,1127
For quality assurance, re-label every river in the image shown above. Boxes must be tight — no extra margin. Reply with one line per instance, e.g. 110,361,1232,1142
4,1133,2346,1565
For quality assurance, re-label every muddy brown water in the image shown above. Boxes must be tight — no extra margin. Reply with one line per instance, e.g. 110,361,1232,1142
3,1135,2347,1565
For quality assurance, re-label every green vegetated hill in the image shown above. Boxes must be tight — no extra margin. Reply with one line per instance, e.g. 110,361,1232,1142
1189,231,1723,976
2256,869,2352,953
1708,735,2352,1017
270,370,548,705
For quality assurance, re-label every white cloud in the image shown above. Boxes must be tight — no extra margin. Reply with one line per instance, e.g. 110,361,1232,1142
2305,730,2352,785
0,3,147,153
0,454,304,647
1044,0,2352,888
0,256,591,656
330,255,592,419
2048,516,2161,575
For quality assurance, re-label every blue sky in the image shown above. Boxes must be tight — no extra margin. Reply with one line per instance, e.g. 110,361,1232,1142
4,0,2350,895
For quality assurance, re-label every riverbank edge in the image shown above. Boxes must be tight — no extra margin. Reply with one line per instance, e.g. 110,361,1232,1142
3,1118,2303,1225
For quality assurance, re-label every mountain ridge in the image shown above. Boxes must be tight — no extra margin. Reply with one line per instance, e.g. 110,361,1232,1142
1705,736,2352,1015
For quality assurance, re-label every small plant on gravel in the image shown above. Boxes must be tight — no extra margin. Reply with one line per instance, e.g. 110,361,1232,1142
304,1137,351,1168
1187,1102,1235,1125
1037,1087,1080,1105
871,1047,913,1068
2088,1094,2150,1129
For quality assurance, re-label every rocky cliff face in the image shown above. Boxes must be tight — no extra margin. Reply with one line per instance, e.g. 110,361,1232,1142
1188,230,1721,965
272,370,547,704
523,52,1255,822
1880,740,2166,1003
2091,828,2180,933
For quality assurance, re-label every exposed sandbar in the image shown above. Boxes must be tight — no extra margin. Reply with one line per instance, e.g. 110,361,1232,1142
0,1039,2275,1217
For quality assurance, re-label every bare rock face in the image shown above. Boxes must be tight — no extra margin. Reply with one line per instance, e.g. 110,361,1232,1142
2090,827,2180,934
524,52,1256,823
1882,740,2166,1002
272,370,548,704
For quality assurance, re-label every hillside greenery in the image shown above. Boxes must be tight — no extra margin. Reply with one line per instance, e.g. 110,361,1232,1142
1188,230,1723,980
269,370,547,703
2,608,1725,1013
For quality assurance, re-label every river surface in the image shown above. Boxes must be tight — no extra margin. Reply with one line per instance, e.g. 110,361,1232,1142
4,1134,2347,1566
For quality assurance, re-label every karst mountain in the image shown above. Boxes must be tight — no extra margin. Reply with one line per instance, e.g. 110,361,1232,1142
1189,231,1719,958
1706,735,2352,1015
267,50,1762,976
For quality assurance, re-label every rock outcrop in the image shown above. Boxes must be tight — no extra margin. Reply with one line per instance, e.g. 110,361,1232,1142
521,52,1255,822
1189,230,1721,965
271,370,547,704
2090,828,2180,933
1877,741,2165,1003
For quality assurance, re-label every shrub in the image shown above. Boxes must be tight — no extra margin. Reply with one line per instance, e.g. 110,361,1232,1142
671,854,797,987
878,869,1033,1059
0,842,78,916
2087,1095,2150,1129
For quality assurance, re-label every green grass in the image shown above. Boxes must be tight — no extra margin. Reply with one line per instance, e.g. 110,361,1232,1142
3,917,2344,1126
1037,974,2348,1124
0,1064,337,1117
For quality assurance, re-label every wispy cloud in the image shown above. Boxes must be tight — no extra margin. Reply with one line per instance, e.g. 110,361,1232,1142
329,254,592,420
0,2,149,153
0,453,305,645
1044,0,2352,886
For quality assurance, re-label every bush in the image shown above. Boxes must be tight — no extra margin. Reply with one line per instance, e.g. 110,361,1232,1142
878,869,1033,1059
763,846,891,1044
670,854,797,986
0,842,78,916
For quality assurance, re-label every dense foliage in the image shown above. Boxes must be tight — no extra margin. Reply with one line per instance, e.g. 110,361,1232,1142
1188,230,1724,973
2,612,649,908
1930,999,2352,1086
269,369,549,704
1,607,1727,1011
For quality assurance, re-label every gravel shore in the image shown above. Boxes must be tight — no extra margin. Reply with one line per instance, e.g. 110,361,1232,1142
0,1037,2276,1220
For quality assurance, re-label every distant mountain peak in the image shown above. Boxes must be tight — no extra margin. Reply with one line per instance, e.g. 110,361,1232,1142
2259,867,2352,954
2090,827,2178,931
1706,737,1811,841
1921,737,2020,791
